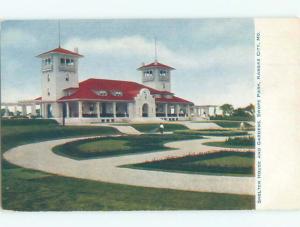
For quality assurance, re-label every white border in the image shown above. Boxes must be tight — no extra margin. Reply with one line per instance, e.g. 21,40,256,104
1,0,300,227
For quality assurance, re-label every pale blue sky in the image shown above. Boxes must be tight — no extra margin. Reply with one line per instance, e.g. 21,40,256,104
1,19,254,107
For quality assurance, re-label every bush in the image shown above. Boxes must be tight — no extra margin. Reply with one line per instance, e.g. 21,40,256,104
226,136,255,147
210,115,254,121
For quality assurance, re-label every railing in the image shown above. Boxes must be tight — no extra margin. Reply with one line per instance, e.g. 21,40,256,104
82,113,97,118
156,113,165,117
116,113,127,117
59,65,76,72
42,65,53,72
100,113,114,118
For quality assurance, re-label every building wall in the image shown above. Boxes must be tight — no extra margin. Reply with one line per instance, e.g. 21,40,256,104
133,88,156,118
41,54,79,102
141,68,171,92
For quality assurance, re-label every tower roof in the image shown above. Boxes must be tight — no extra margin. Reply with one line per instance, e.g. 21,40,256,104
37,47,83,58
137,61,175,70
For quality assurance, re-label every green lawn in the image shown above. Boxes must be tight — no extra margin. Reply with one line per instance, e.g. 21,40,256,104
1,119,254,210
78,139,130,153
123,151,254,177
53,134,204,159
2,167,254,211
1,119,120,153
174,129,248,137
130,123,188,133
204,136,255,149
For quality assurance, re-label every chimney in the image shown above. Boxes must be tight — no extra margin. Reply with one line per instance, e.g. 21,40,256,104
74,47,78,53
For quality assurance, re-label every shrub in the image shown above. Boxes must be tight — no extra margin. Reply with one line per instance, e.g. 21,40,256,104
226,136,255,147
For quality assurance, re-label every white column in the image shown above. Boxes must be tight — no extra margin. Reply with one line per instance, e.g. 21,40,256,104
113,102,116,118
96,102,100,118
39,104,42,117
4,106,9,117
14,106,18,116
66,102,70,118
125,103,129,118
175,104,180,117
22,105,27,116
186,104,191,117
31,104,36,116
164,103,168,117
78,101,82,118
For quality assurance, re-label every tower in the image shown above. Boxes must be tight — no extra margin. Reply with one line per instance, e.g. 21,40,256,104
137,39,175,92
137,60,175,92
37,47,83,101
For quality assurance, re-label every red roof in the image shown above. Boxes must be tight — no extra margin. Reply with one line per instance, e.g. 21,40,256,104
155,96,192,104
58,78,192,104
37,47,83,57
34,97,42,100
137,61,175,70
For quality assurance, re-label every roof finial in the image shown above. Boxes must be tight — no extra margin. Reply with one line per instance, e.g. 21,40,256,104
58,20,61,48
154,37,158,63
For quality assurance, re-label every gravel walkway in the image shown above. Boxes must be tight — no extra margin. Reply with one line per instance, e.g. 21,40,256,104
3,135,254,195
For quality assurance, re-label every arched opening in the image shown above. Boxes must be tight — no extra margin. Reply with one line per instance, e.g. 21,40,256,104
142,103,149,117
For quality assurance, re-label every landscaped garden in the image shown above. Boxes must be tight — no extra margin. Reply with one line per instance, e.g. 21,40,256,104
130,123,188,133
53,134,203,159
122,151,254,177
174,129,249,137
204,136,255,149
1,119,255,210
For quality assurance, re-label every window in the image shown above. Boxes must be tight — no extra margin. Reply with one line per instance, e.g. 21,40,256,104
60,58,74,65
163,83,165,89
47,74,50,82
43,58,52,65
160,70,167,77
94,90,108,96
112,91,123,96
65,73,69,81
47,88,50,96
144,70,153,77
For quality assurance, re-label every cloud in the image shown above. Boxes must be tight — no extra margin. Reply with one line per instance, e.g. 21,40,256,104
64,36,252,71
2,28,38,48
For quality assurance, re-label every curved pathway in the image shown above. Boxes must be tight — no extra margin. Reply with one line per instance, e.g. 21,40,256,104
3,136,255,195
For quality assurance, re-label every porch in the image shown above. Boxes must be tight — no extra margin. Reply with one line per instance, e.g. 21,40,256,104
155,103,191,121
63,101,129,123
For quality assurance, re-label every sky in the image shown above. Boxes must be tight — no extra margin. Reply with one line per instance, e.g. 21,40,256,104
1,19,254,107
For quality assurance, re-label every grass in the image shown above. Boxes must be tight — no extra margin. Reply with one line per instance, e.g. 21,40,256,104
123,151,254,177
1,119,254,210
130,123,188,133
1,119,119,153
53,134,204,159
174,129,248,137
78,139,130,153
204,136,255,149
2,167,254,211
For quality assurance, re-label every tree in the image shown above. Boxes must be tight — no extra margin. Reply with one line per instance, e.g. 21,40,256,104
244,104,255,116
220,104,234,116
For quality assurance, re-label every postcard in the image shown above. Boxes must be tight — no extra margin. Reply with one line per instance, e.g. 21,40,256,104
1,18,299,211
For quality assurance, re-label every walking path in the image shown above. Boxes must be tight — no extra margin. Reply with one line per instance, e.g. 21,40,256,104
3,134,254,195
109,125,141,135
180,121,223,130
